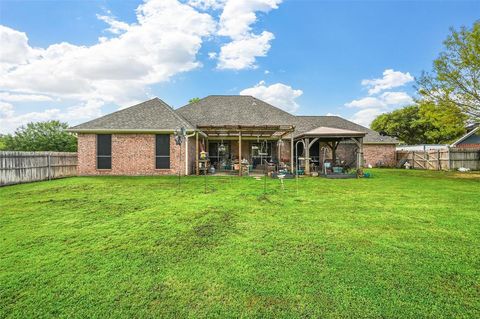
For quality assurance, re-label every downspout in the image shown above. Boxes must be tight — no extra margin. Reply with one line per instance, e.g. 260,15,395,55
185,130,196,176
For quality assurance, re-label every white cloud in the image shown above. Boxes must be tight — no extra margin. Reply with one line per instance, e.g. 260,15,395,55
345,91,413,109
0,101,14,118
188,0,226,10
240,80,303,113
217,31,274,70
96,14,130,34
380,91,413,106
0,0,217,132
345,96,386,109
346,91,413,127
0,1,215,104
349,108,385,128
0,92,54,102
218,0,281,38
0,25,39,66
0,0,284,132
346,69,415,127
361,69,414,95
0,100,103,134
215,0,281,70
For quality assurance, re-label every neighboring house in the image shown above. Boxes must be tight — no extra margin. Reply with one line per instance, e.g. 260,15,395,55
69,96,398,176
450,126,480,149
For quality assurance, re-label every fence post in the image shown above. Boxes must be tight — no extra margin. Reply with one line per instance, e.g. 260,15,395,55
437,149,441,170
412,151,415,169
47,153,51,181
447,147,451,170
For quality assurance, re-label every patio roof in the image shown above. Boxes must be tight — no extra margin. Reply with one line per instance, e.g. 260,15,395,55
295,126,366,139
198,124,295,138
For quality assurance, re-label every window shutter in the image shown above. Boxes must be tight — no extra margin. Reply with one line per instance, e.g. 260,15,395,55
97,134,112,169
155,134,170,169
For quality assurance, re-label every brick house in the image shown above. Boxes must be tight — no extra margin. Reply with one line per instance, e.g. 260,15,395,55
69,96,398,176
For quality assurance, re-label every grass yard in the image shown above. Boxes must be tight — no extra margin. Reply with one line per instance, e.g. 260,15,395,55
0,169,479,318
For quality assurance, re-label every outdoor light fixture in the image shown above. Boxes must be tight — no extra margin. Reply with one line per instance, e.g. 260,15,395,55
174,127,187,187
218,139,226,153
174,127,186,145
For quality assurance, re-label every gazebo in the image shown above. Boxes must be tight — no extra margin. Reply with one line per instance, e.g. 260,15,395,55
294,126,366,175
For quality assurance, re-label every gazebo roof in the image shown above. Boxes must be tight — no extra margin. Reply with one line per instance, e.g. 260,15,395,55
295,126,366,139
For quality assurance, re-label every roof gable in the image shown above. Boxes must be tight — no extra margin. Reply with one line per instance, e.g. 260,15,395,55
451,127,480,146
175,95,296,127
70,98,193,132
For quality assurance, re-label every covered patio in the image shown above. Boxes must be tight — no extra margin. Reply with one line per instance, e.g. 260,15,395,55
194,124,295,176
293,127,366,176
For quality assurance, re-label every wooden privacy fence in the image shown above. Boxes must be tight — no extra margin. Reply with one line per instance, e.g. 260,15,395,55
396,148,480,171
0,151,77,186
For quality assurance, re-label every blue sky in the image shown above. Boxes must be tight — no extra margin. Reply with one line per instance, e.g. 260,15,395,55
0,0,479,133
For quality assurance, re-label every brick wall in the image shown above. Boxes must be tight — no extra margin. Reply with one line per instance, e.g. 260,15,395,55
77,133,184,176
187,136,196,175
454,143,480,149
363,144,396,167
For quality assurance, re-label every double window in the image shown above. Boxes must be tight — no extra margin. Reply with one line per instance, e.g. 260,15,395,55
97,134,112,169
155,134,170,169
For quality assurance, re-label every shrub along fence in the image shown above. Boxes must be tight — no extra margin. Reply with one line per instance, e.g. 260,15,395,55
396,148,480,171
0,151,77,186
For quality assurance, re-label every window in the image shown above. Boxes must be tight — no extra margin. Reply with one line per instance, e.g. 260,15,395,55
97,134,111,169
155,134,170,169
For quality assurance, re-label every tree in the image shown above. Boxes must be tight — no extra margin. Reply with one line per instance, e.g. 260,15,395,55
188,97,201,104
371,102,467,144
0,134,7,150
417,21,480,121
4,121,77,152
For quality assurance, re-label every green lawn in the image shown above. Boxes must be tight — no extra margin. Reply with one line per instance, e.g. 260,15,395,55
1,170,479,318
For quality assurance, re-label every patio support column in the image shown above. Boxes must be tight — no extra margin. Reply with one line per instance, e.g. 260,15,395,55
305,138,310,175
238,131,242,176
195,131,199,176
352,137,364,169
290,134,294,173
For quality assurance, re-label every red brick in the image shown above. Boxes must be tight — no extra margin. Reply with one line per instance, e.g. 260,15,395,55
363,144,396,167
77,133,185,176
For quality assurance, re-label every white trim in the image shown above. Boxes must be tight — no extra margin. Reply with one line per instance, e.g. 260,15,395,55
185,131,196,175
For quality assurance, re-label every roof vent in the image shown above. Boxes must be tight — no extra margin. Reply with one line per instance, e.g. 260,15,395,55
252,101,257,106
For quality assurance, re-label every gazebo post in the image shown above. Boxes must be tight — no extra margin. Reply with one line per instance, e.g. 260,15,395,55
352,137,364,169
195,132,199,176
305,138,310,175
332,141,338,165
290,134,294,173
238,131,242,176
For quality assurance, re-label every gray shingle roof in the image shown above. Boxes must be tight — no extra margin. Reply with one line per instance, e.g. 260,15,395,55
69,98,193,131
175,95,296,126
293,116,398,144
69,95,398,144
